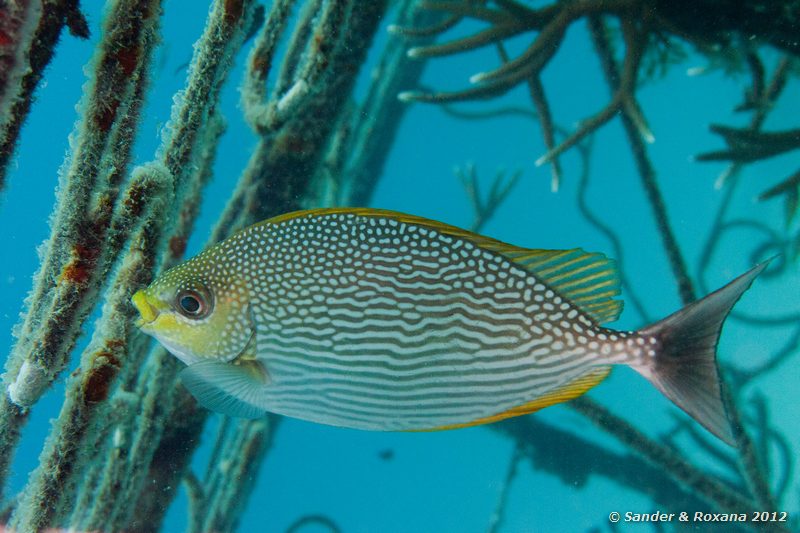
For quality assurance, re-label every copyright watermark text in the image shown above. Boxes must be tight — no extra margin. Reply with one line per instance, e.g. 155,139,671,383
608,511,789,524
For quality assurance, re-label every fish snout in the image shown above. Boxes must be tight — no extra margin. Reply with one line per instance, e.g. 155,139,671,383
132,290,159,326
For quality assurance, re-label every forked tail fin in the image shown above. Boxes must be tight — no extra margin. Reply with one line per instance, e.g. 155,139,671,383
633,261,769,446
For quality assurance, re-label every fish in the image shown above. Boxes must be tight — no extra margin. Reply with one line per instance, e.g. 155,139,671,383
132,208,767,445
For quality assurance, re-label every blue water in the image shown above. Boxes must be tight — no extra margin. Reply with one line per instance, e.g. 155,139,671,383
1,1,799,532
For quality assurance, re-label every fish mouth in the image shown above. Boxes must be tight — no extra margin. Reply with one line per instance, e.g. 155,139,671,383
132,290,159,327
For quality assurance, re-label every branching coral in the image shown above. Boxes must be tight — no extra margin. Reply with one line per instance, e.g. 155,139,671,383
1,0,259,529
455,162,521,233
395,0,800,191
0,0,162,498
0,0,90,195
10,163,174,532
696,54,800,228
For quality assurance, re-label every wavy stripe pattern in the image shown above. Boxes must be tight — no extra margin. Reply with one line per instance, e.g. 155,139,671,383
214,211,640,429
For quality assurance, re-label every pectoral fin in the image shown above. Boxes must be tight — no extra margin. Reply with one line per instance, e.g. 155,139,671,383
180,358,270,419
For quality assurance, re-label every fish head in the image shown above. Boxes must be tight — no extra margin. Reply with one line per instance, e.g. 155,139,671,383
132,252,253,366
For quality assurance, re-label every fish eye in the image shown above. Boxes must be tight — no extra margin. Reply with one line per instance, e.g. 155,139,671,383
175,288,212,319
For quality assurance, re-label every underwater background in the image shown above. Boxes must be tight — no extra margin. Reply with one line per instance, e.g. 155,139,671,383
0,0,799,531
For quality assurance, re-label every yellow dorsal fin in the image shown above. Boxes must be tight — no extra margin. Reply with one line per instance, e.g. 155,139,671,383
503,248,623,324
415,366,611,432
254,208,622,324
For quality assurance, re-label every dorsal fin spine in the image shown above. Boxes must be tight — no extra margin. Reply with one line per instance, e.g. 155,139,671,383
535,255,587,275
547,263,605,282
557,272,613,289
571,288,618,301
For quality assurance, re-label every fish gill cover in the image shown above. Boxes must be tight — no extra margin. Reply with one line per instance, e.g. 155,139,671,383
0,1,798,532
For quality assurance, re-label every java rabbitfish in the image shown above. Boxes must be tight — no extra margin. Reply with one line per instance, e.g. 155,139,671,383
132,208,766,445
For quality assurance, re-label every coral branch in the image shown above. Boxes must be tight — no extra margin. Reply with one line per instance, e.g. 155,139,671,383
486,442,523,533
730,325,800,387
127,386,207,532
697,126,800,163
419,1,524,25
456,163,521,233
341,0,449,207
236,0,389,223
187,417,277,533
3,0,160,406
0,1,260,529
0,0,91,194
587,14,694,305
698,57,793,283
240,0,297,131
407,23,526,60
525,74,561,190
79,2,258,529
0,0,161,497
388,13,461,38
760,170,800,202
470,11,569,84
759,169,800,225
567,398,773,520
399,0,800,168
538,15,652,166
490,414,743,516
9,163,173,532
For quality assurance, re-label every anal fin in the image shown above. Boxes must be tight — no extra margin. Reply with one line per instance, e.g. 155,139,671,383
418,366,611,431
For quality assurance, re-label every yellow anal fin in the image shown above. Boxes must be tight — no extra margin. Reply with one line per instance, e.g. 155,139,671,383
417,366,611,432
